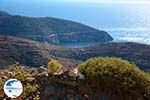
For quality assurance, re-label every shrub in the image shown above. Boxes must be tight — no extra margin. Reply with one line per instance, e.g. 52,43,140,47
47,59,62,74
10,63,30,82
19,83,39,99
24,83,39,94
0,80,5,98
78,57,150,99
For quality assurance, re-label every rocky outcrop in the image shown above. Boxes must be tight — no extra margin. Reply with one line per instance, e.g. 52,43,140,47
0,67,149,100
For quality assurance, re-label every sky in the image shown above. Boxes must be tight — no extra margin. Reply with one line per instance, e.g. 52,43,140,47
52,0,150,4
4,0,150,4
0,0,150,29
6,0,150,4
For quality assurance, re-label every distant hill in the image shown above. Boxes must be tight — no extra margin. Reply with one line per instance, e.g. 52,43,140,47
0,10,11,16
0,10,113,45
0,36,150,70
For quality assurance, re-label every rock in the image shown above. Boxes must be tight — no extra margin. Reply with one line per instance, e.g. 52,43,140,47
26,77,36,83
38,67,49,73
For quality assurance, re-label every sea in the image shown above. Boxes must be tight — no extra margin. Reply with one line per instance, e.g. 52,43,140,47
106,28,150,45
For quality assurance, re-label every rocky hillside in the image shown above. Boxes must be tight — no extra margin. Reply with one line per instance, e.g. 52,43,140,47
0,36,150,70
0,10,113,45
0,36,50,67
0,36,79,68
80,42,150,70
41,41,150,70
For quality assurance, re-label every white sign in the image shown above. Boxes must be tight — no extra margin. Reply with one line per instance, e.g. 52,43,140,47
4,79,23,98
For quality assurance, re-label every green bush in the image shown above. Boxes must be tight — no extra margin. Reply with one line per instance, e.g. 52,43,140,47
78,57,150,99
0,80,5,98
10,63,30,82
24,83,39,94
9,63,39,99
47,59,62,74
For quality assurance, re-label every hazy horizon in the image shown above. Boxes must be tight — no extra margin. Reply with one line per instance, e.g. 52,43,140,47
1,0,150,30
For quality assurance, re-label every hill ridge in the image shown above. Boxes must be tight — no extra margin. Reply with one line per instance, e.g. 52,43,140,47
0,10,113,45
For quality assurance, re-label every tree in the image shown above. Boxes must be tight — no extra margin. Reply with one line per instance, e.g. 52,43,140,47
47,59,62,74
78,57,150,100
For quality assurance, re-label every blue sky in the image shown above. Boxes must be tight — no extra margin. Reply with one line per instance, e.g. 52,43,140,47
58,0,150,3
19,0,150,4
2,0,150,4
0,0,150,29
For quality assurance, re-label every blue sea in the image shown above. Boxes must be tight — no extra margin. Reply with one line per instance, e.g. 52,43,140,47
106,28,150,45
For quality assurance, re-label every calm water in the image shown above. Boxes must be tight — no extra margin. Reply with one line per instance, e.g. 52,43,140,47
107,29,150,45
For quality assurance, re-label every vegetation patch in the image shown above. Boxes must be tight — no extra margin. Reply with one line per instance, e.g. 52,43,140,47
78,57,150,99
